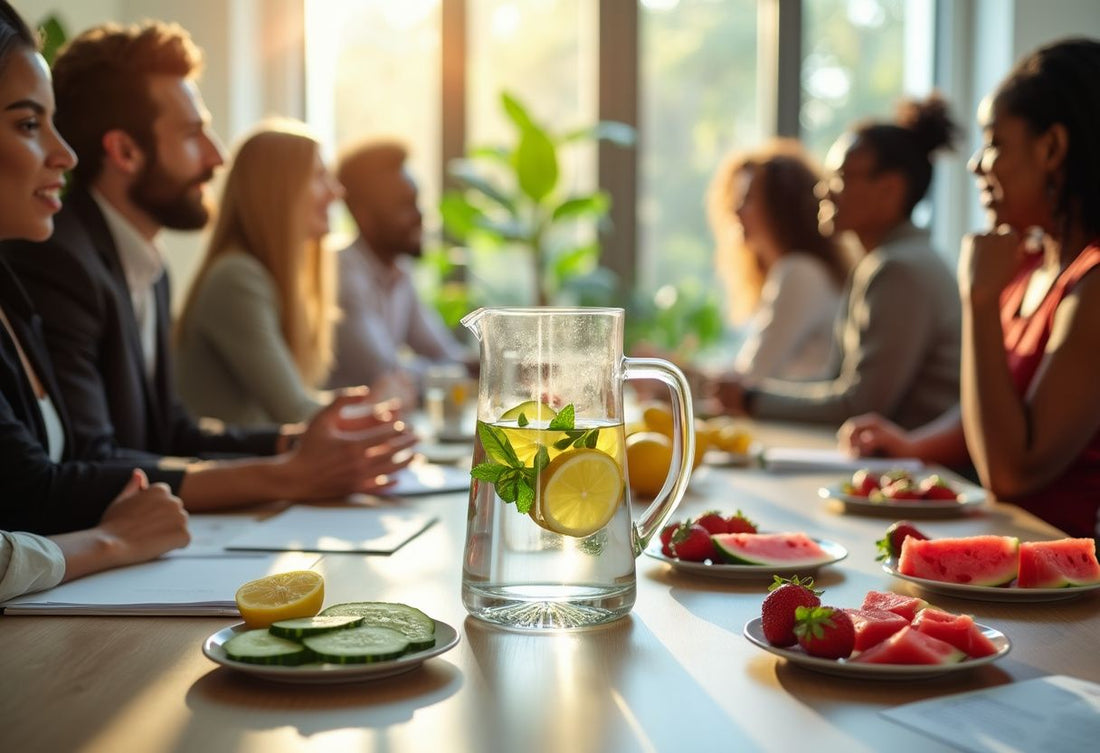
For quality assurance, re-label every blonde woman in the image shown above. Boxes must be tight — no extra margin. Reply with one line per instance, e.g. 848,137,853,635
708,140,849,381
175,122,344,425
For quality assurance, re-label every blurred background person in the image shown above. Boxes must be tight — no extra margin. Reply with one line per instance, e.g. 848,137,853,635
175,121,344,426
327,140,470,407
714,95,961,430
707,139,849,382
841,38,1100,538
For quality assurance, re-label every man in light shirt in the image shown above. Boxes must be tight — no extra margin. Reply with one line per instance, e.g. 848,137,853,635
0,21,414,524
327,141,470,405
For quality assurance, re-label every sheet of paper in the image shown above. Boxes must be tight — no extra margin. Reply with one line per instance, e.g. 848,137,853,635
162,513,267,558
0,552,319,616
761,447,924,474
225,505,437,554
883,675,1100,753
380,461,470,496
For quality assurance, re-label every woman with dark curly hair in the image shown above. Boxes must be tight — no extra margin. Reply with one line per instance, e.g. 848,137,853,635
708,139,849,381
841,38,1100,538
714,95,962,431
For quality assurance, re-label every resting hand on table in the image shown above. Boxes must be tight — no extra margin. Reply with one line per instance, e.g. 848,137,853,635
838,413,914,458
711,374,750,416
281,391,418,499
97,469,191,566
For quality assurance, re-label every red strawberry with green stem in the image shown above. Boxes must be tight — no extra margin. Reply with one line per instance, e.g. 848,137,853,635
876,521,929,561
919,475,958,500
848,469,880,497
693,511,731,536
725,510,758,534
659,521,681,557
761,575,822,647
671,523,717,562
794,605,855,659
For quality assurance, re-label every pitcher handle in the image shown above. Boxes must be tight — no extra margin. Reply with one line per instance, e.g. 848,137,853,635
623,357,695,556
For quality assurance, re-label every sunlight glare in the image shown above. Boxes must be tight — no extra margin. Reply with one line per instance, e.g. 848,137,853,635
491,3,522,38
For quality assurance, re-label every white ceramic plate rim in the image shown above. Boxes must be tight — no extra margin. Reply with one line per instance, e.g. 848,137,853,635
817,480,987,511
202,618,459,682
743,617,1010,678
644,537,848,578
882,560,1100,602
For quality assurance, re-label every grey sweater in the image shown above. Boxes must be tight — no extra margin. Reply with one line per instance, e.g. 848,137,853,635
749,222,961,429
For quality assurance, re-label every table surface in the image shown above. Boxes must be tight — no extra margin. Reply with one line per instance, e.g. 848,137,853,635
3,421,1098,753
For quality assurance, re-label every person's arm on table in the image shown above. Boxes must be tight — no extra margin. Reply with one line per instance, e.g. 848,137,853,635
838,406,969,466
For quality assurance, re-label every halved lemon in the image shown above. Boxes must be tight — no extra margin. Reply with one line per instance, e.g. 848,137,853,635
235,570,325,628
538,448,624,537
500,400,557,423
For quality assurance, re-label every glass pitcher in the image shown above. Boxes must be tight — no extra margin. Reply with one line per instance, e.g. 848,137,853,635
461,307,694,630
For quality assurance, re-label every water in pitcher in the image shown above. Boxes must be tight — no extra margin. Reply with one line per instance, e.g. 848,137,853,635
462,414,638,629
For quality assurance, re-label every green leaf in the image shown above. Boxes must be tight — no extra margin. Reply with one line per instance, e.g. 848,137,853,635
501,92,535,131
517,412,529,427
533,445,551,472
478,423,521,467
468,145,510,163
516,482,535,514
548,404,575,431
448,159,515,211
38,16,68,66
470,463,506,483
562,121,636,147
439,191,483,241
553,436,575,451
514,125,558,203
583,429,600,449
496,470,521,503
551,193,610,223
552,243,600,280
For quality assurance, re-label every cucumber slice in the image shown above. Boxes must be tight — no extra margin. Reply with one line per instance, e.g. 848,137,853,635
224,629,312,666
319,602,436,650
303,626,410,664
269,615,363,639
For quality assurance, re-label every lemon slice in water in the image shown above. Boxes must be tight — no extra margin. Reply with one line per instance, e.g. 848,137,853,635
538,448,624,537
235,570,325,628
500,400,557,423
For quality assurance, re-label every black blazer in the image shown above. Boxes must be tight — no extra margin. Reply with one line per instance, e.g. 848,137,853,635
0,259,157,534
0,188,279,463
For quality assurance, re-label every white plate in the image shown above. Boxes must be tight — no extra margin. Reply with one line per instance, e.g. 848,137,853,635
644,537,848,580
202,619,459,683
818,479,987,517
742,617,1010,680
882,560,1100,603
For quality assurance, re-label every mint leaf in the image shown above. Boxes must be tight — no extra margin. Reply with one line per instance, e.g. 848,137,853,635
479,422,521,467
516,483,535,514
497,470,521,503
471,462,506,483
533,445,551,473
553,436,575,450
548,404,575,430
583,428,600,448
517,412,529,427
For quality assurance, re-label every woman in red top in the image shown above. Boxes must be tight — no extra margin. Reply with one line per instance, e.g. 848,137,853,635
839,37,1100,537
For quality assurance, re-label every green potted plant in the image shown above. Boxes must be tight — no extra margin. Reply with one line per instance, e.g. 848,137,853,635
439,91,634,307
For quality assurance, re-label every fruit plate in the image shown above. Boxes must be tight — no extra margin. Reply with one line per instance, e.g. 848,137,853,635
202,619,459,683
742,617,1010,680
817,479,987,517
882,560,1100,603
643,538,848,580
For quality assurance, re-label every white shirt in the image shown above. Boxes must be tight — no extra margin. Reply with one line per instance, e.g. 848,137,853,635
90,190,165,380
0,531,65,602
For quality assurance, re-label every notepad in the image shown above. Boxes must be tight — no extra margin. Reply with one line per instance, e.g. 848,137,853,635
379,461,471,496
0,552,320,616
224,505,437,555
883,675,1100,753
760,447,924,474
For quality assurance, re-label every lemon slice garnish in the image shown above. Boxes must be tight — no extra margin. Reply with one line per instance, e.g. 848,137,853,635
499,400,558,423
235,570,325,628
538,448,624,537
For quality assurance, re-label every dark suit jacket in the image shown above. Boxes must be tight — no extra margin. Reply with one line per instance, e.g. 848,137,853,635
0,188,279,464
0,259,166,534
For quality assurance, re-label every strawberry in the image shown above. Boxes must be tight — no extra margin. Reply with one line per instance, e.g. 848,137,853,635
849,469,880,497
693,511,731,536
794,605,855,659
919,474,959,500
876,521,929,561
879,469,913,489
761,575,822,647
880,478,923,500
724,510,758,534
671,523,717,562
659,521,682,557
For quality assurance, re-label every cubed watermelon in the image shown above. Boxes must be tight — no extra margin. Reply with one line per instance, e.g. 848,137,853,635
911,608,998,658
1017,539,1100,588
711,532,832,568
843,608,909,652
898,535,1019,586
861,590,928,622
851,626,966,665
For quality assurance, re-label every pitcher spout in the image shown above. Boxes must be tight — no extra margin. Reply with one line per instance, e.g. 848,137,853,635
460,307,490,342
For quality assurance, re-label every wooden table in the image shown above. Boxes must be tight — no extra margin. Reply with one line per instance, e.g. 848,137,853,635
3,421,1098,753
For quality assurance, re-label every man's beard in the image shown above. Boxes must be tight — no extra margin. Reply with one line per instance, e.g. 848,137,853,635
128,160,214,231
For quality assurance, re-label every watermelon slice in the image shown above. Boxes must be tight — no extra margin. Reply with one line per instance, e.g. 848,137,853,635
843,608,909,652
912,608,999,658
860,590,928,622
1017,539,1100,588
851,626,966,665
898,535,1019,586
711,532,832,567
